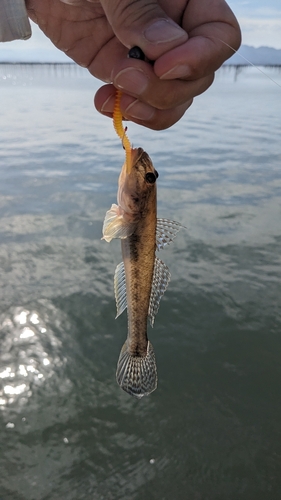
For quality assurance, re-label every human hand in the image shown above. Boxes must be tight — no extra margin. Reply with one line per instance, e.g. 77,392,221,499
26,0,241,130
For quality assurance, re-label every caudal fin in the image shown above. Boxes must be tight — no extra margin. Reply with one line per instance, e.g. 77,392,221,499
116,341,157,399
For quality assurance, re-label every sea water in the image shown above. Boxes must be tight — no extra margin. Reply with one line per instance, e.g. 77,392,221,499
0,64,281,500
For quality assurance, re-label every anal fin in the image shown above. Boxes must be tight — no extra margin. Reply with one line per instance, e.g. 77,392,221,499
114,261,127,318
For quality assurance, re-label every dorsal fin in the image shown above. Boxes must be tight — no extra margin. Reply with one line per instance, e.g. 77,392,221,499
114,262,127,318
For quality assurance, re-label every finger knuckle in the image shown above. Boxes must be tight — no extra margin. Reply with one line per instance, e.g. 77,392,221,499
113,0,159,30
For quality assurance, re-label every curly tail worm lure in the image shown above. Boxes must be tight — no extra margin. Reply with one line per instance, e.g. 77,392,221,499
113,90,132,174
112,47,148,174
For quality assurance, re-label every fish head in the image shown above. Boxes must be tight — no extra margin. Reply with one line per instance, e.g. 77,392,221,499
117,147,158,216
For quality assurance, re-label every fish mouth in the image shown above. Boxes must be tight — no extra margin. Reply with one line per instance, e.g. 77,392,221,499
125,147,141,176
131,147,144,168
125,148,155,179
125,148,133,175
125,148,132,175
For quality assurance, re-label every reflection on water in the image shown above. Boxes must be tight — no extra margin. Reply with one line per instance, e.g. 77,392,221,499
0,303,66,408
1,64,281,500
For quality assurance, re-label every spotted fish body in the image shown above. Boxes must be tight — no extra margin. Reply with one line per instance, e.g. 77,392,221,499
102,147,182,398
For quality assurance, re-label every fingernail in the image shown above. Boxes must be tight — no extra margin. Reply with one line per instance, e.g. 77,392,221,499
144,19,187,44
125,100,155,121
101,95,115,113
160,64,190,80
114,68,149,95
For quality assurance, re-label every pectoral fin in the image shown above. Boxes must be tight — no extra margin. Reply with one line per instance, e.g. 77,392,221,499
114,261,127,318
156,218,184,250
148,256,171,327
102,204,136,242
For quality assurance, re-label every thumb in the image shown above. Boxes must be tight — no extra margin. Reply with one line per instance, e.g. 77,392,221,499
99,0,188,60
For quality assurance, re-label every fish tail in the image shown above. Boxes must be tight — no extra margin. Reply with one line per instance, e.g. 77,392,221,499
116,340,157,399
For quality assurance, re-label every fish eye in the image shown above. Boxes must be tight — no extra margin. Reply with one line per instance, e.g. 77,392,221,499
145,172,157,184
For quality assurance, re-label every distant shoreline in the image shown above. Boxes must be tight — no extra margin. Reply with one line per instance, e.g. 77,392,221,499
1,45,280,67
1,62,281,68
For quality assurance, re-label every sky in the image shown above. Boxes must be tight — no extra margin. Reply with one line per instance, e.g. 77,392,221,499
228,0,281,48
0,0,281,62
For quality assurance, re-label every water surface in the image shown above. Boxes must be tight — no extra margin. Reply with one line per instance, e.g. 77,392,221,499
0,64,281,499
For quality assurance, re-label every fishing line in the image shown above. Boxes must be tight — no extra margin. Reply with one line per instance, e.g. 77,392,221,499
209,36,281,90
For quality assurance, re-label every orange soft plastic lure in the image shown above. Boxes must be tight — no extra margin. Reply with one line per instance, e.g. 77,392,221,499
113,90,132,173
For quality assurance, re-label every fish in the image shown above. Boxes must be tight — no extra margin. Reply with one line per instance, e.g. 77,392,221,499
102,146,183,399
